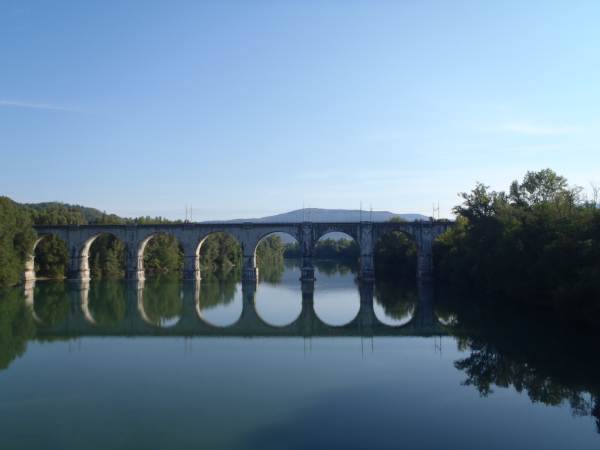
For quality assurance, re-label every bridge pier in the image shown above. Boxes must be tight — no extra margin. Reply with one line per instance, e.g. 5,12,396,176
67,243,91,281
416,230,434,281
23,248,37,282
359,255,375,281
125,244,144,281
300,260,315,282
242,249,259,282
183,251,200,280
359,224,375,281
357,281,375,334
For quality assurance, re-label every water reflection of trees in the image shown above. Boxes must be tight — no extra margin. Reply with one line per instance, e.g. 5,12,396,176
313,260,358,276
142,276,183,326
258,258,284,284
34,282,69,325
374,282,417,321
0,288,35,370
88,281,126,326
441,294,600,434
199,270,238,309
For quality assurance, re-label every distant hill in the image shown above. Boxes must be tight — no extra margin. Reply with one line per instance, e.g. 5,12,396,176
210,208,429,223
24,202,110,223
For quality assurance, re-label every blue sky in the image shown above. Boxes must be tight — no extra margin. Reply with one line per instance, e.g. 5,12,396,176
1,1,599,219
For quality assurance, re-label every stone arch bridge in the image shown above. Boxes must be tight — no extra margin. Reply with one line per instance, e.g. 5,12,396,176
27,221,452,283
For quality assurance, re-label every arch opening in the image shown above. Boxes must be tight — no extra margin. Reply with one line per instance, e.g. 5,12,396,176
32,235,69,280
141,232,184,279
373,229,417,283
198,232,242,278
86,233,127,279
255,232,299,284
313,232,360,277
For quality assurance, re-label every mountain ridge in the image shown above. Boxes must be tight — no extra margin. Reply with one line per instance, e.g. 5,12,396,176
204,208,429,223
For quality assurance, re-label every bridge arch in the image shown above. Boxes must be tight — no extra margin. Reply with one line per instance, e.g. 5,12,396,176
26,234,69,281
80,232,127,280
136,232,185,279
195,231,243,279
251,231,299,284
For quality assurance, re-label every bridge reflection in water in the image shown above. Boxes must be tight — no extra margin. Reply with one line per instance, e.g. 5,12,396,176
23,279,448,338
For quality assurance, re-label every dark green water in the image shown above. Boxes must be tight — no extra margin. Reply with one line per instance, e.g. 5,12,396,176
1,260,599,449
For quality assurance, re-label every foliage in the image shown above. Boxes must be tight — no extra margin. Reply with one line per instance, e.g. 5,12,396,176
200,233,242,271
143,234,184,275
142,277,183,326
35,236,68,278
374,231,416,281
33,282,69,325
0,197,37,286
87,281,127,326
438,294,600,434
256,235,285,283
434,169,600,322
0,287,35,369
374,281,417,320
199,271,239,309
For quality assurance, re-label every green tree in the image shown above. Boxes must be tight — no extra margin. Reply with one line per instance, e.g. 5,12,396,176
0,197,37,287
0,287,36,369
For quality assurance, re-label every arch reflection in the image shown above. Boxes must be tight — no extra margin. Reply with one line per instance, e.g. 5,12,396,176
138,277,183,327
373,282,417,327
196,271,243,327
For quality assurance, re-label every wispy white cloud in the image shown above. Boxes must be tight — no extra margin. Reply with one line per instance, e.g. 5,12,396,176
0,99,81,113
496,122,581,136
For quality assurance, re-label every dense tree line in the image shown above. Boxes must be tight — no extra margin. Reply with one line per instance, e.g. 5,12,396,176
434,169,600,322
0,197,37,287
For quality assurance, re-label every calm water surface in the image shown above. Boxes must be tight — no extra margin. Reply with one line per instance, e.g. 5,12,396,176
1,260,599,449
